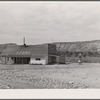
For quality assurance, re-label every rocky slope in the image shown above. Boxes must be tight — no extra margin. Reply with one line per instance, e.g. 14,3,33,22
53,40,100,52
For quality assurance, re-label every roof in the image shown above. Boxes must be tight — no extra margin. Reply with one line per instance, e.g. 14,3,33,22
1,44,50,58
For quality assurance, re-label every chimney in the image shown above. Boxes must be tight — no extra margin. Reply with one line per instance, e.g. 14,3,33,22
23,37,26,47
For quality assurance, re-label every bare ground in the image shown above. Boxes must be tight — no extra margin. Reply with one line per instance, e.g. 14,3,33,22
0,63,100,89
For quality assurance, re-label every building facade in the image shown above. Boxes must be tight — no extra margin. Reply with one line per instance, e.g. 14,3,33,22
1,44,65,65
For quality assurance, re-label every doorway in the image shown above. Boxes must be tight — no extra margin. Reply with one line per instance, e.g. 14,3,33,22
12,57,30,64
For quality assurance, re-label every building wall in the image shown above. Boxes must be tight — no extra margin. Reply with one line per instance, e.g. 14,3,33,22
1,56,65,65
1,57,14,64
48,44,57,55
30,44,57,57
30,57,47,65
1,56,48,65
30,44,57,65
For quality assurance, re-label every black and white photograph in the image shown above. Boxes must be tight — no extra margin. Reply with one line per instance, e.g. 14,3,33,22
0,1,100,91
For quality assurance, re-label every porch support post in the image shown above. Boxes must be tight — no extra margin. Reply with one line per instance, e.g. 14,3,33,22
5,57,6,64
15,57,17,64
22,57,23,64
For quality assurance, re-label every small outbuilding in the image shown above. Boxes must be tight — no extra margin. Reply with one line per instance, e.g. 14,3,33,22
56,55,65,64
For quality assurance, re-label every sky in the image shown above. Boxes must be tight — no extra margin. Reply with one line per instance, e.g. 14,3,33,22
0,2,100,45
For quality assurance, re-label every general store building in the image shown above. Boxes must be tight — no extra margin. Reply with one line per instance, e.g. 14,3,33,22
1,43,65,65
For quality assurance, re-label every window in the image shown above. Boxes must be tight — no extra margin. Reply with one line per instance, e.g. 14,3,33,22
36,58,41,60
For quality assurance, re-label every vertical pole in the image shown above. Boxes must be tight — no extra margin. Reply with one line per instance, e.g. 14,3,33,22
46,56,48,65
15,57,16,64
23,37,25,45
5,57,6,64
22,57,23,64
16,57,17,64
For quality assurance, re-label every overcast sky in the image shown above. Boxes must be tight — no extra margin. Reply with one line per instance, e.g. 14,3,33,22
0,2,100,45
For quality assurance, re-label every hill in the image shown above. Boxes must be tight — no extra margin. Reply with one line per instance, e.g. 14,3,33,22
53,40,100,53
0,40,100,54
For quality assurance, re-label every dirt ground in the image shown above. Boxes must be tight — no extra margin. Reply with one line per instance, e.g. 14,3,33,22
0,63,100,89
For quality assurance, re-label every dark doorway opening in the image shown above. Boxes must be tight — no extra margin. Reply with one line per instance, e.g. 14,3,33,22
11,57,30,64
48,56,56,64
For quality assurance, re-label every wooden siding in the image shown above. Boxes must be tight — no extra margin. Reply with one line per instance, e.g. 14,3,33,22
1,57,14,64
48,44,57,55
